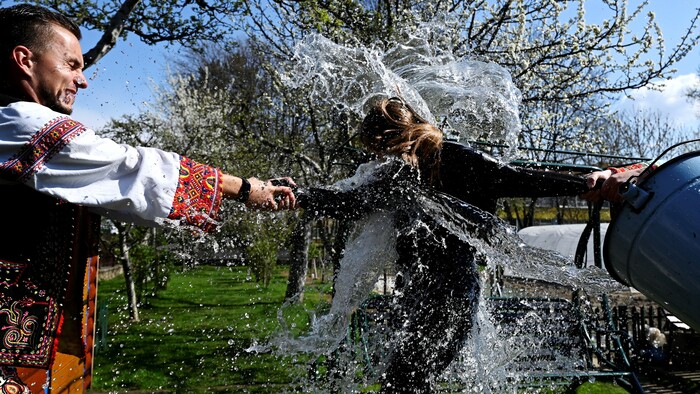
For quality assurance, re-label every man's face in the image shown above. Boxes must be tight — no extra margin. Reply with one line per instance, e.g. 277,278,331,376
29,24,87,115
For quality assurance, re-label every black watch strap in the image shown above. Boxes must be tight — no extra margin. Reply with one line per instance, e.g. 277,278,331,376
236,178,251,202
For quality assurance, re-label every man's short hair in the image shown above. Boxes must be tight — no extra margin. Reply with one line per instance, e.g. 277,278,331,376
0,4,82,76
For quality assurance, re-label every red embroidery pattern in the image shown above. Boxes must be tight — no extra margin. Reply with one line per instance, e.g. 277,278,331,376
167,156,223,232
0,190,90,369
0,366,30,394
0,261,27,288
0,117,87,183
608,162,647,174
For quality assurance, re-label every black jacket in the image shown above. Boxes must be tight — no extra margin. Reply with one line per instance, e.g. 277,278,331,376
438,141,587,212
296,143,587,392
298,159,495,391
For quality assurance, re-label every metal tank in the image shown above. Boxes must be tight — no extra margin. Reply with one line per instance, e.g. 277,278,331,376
604,150,700,331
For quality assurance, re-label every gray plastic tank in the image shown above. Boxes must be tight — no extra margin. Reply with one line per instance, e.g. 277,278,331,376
604,151,700,331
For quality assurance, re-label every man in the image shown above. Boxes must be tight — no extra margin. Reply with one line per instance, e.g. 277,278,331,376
0,4,296,393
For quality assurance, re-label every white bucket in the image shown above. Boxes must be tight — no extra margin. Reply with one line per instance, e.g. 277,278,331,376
604,151,700,331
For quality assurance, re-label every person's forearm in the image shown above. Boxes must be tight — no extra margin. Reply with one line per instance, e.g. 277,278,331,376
492,166,588,198
298,186,367,219
221,173,297,210
298,162,409,218
582,163,653,203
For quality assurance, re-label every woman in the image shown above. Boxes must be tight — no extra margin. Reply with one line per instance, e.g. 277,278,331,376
360,96,588,213
299,97,587,393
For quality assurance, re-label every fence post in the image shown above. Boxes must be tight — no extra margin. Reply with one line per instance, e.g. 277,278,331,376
633,307,641,344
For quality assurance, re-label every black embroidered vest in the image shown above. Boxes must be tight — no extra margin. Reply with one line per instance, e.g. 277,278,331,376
0,94,100,368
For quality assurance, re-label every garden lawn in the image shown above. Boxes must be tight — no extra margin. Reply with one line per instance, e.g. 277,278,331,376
92,265,629,393
92,265,330,393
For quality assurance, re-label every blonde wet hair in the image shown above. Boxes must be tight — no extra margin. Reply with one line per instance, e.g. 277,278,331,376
360,97,444,185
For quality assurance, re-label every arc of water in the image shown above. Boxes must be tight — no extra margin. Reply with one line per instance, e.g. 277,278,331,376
283,32,524,157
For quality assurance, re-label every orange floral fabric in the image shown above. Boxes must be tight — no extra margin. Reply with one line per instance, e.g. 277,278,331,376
608,162,648,174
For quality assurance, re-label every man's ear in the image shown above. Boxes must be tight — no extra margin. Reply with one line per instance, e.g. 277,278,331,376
11,46,34,77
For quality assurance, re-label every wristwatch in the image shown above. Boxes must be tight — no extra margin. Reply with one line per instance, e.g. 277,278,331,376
236,178,251,202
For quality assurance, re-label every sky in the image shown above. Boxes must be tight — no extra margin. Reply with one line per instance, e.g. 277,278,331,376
604,0,700,129
64,0,700,131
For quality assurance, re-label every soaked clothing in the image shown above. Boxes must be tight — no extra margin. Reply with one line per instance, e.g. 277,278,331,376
299,143,587,393
300,160,503,393
438,141,588,213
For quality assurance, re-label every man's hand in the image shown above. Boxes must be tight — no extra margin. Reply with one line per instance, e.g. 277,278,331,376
582,167,644,203
222,175,298,210
246,177,297,210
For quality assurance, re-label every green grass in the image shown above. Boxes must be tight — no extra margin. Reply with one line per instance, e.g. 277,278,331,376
575,381,630,394
92,266,630,393
93,265,330,392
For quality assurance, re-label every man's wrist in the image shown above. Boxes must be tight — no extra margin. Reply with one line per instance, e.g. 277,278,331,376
236,178,251,202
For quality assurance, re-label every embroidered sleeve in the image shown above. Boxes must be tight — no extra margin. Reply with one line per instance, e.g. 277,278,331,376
608,162,657,174
0,117,86,183
167,156,224,232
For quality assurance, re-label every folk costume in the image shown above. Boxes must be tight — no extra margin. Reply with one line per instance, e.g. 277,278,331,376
0,98,224,391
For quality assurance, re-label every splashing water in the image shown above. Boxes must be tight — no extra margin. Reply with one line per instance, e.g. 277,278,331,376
270,31,626,392
266,162,623,392
270,210,398,355
284,32,522,156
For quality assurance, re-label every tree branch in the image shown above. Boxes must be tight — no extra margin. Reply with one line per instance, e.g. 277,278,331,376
83,0,143,69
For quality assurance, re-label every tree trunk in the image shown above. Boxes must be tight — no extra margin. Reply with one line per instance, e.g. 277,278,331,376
523,197,538,228
117,224,140,322
330,219,353,299
310,258,318,280
284,214,312,302
502,199,522,229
